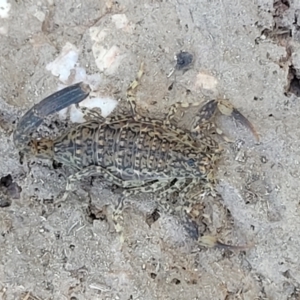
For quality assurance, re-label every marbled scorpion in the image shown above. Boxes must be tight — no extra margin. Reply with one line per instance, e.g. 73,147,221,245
14,63,258,248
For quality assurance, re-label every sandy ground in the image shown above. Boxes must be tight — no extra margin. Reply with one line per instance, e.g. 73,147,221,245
1,0,300,299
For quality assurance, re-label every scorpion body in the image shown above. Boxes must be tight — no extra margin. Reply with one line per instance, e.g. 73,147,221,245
14,65,258,249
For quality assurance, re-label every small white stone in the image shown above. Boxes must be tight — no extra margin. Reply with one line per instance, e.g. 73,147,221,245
195,72,218,90
90,27,108,42
92,44,125,74
0,0,11,18
34,10,46,22
58,96,118,123
0,26,8,35
46,42,79,83
111,14,129,30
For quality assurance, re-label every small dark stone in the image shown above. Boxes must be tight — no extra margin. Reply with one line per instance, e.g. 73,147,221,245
0,174,12,187
260,156,268,163
171,278,181,285
175,51,194,70
146,208,160,227
52,160,63,169
286,65,300,97
0,197,11,207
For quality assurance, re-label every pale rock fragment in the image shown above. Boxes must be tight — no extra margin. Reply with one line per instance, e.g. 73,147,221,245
92,44,125,74
111,14,134,32
46,42,79,83
0,26,8,35
34,10,46,22
89,26,126,74
195,72,218,90
46,42,118,123
90,27,108,42
58,95,118,123
112,14,128,29
0,0,11,18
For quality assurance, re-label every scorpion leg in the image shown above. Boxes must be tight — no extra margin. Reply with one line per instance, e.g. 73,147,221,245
164,102,198,125
126,62,145,119
163,101,222,149
113,179,171,215
164,100,219,126
176,178,252,250
113,178,189,242
155,178,189,213
75,104,106,123
175,178,204,215
60,164,172,208
125,179,172,195
157,178,207,241
131,177,226,249
126,63,189,128
115,178,189,219
114,179,173,216
164,100,221,135
112,179,173,242
125,63,170,127
57,165,129,204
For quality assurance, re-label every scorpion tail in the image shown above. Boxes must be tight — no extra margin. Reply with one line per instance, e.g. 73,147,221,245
14,82,91,159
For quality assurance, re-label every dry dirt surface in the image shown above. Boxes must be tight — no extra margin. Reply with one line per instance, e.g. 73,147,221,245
1,0,300,299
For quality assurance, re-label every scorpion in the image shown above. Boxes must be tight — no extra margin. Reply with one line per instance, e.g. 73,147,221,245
14,63,258,249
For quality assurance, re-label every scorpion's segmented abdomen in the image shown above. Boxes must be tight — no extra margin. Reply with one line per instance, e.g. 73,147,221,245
14,82,91,154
